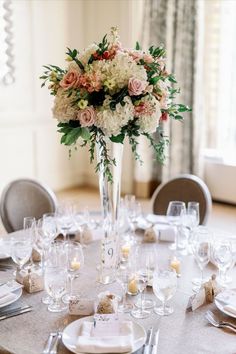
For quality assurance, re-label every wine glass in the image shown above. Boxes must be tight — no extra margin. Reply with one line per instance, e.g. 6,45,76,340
42,213,58,241
56,204,74,241
192,228,211,292
11,236,32,272
62,242,84,303
116,264,133,313
167,201,186,250
153,270,177,316
212,239,233,287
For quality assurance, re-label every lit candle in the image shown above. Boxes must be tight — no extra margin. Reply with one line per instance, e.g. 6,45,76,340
128,278,138,295
71,258,81,270
170,257,181,277
121,244,131,259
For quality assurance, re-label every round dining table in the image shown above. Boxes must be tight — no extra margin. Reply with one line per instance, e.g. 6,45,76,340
0,228,236,354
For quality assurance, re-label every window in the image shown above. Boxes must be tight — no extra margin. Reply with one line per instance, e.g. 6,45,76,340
204,0,236,165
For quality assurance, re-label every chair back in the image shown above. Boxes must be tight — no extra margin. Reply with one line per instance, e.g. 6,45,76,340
0,178,57,232
151,174,212,225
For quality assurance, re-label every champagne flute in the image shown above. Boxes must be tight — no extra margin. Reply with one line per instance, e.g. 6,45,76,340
62,242,84,303
131,272,150,319
116,264,133,313
23,216,36,270
167,201,186,250
153,270,177,316
192,228,211,292
43,213,58,241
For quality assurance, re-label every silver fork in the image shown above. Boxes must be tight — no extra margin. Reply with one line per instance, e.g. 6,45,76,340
205,310,236,332
43,332,57,354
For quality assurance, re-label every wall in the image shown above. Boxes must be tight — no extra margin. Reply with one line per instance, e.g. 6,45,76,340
0,0,145,195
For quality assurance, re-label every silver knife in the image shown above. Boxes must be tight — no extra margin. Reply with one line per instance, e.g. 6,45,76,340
143,327,153,354
0,306,32,321
150,329,159,354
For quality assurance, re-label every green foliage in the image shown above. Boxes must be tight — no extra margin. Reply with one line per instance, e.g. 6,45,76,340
135,41,141,50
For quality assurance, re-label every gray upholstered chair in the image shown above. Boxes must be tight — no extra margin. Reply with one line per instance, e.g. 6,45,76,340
0,178,58,232
151,174,212,225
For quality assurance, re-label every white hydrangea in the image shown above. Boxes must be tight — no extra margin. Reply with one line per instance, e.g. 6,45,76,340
52,89,78,122
95,96,134,136
137,96,161,133
78,44,99,66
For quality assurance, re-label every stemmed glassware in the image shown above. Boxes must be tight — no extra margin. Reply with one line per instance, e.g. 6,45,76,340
211,239,233,287
153,270,177,316
116,264,133,313
11,235,32,273
23,216,36,270
44,242,67,312
167,201,186,250
42,213,58,241
124,195,141,240
131,272,150,319
181,202,200,254
62,242,84,303
56,204,74,241
192,227,211,292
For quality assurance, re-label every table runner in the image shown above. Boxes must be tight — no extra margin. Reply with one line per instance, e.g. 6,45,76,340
1,233,236,354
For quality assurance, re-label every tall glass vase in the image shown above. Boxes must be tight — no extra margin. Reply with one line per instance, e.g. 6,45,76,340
96,136,123,284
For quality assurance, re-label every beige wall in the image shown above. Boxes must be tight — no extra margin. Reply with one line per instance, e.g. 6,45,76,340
0,0,144,194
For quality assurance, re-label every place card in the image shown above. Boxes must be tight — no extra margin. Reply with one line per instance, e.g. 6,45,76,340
69,298,94,316
93,314,120,336
187,289,205,311
23,272,44,293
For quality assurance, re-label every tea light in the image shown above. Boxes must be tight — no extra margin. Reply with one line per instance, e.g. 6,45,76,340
128,278,138,295
170,257,181,277
71,258,81,270
121,244,131,259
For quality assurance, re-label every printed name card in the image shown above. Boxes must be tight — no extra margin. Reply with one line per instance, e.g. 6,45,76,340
69,298,94,316
93,314,120,336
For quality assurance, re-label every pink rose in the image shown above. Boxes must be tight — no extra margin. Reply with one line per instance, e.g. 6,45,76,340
77,107,96,127
143,54,154,63
60,69,80,90
128,78,147,96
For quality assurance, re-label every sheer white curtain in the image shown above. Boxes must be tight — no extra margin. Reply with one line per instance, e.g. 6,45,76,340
135,0,205,197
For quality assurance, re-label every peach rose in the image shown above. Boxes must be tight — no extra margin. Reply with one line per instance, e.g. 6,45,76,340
60,69,80,90
77,107,96,127
143,54,154,63
128,78,147,96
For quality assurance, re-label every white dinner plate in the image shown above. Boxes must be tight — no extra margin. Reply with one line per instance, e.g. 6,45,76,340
0,254,11,260
0,287,22,309
62,315,146,354
215,289,236,319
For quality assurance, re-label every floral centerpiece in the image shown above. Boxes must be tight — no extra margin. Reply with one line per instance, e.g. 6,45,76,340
40,27,190,284
40,27,190,181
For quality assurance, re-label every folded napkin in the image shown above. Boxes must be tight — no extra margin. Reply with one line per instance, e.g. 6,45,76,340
76,321,133,353
146,214,169,225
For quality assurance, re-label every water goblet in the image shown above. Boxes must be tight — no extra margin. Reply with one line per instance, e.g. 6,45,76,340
153,270,177,316
44,266,67,312
62,242,84,303
23,216,36,270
